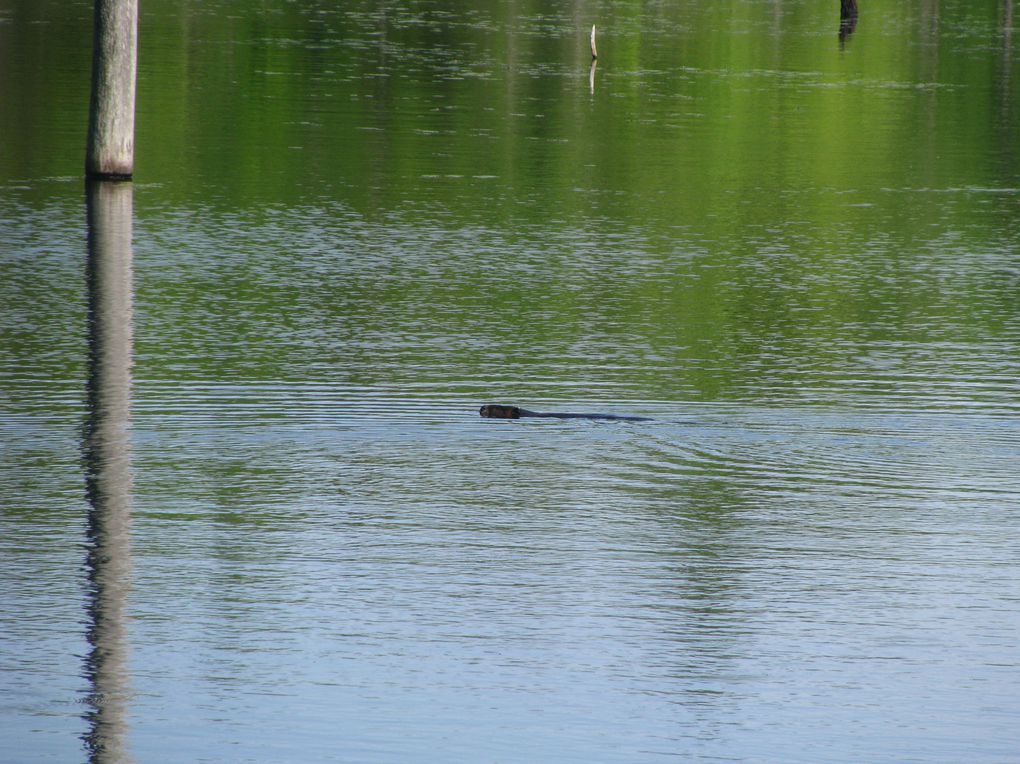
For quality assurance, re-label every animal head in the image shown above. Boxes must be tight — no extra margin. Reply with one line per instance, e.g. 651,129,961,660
479,404,521,419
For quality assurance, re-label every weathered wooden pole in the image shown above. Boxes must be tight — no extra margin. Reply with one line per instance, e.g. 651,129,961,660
590,25,598,60
839,0,859,45
86,0,138,179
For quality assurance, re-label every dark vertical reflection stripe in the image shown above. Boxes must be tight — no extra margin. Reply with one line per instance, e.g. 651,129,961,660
82,179,135,764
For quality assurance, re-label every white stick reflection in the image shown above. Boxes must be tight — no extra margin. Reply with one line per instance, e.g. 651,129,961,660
82,179,135,764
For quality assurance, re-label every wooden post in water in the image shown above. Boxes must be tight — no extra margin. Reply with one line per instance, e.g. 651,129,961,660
590,25,598,60
839,0,859,45
86,0,138,179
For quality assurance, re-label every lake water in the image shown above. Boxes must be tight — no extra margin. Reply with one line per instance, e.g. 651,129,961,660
2,0,1020,761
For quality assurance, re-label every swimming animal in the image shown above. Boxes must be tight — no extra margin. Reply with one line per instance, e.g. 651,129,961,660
479,404,652,422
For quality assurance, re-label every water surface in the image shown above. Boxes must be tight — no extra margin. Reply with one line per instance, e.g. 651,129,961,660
2,0,1019,761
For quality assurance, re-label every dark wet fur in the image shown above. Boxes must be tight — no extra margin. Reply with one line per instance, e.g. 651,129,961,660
479,404,652,422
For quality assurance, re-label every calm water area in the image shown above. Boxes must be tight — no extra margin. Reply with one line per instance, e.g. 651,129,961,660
2,0,1020,761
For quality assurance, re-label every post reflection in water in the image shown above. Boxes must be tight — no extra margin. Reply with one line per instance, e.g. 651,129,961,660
81,180,135,764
